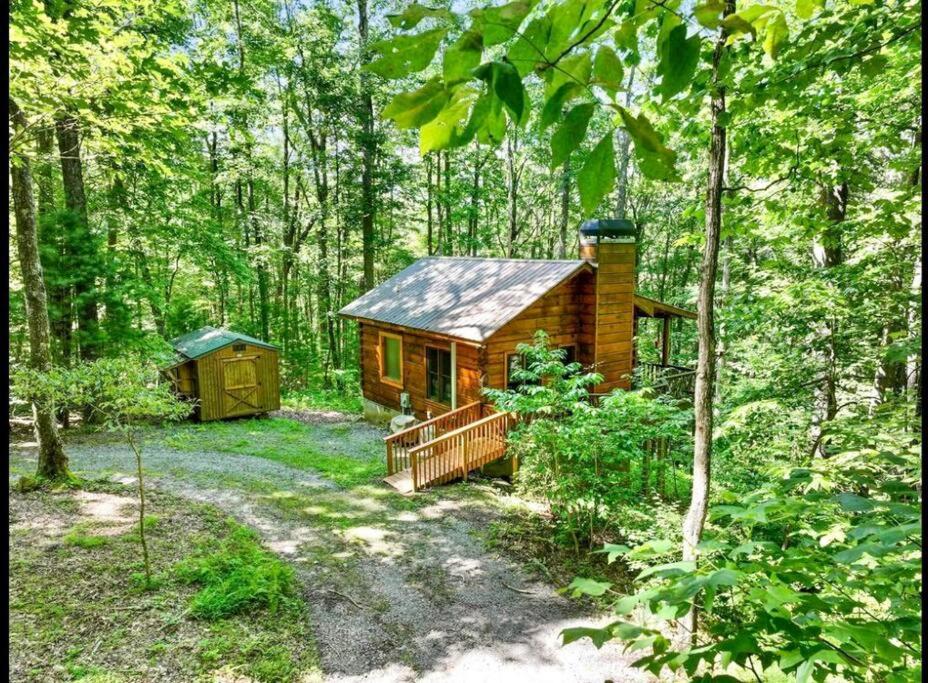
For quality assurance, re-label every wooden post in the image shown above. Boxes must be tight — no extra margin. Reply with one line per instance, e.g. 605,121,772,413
386,439,394,475
662,316,671,367
450,341,457,409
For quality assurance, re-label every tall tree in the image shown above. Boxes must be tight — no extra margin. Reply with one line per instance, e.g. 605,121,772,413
357,0,376,290
680,0,736,642
10,99,69,480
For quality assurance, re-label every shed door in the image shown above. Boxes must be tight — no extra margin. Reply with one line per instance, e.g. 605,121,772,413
221,355,261,417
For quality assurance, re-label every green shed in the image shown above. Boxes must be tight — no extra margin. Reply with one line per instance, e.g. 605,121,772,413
164,326,280,421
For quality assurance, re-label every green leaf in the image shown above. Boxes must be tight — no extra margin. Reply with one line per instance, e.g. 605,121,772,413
600,542,631,564
616,106,677,179
561,625,616,648
694,2,726,29
566,577,611,597
469,1,537,46
473,60,525,123
381,78,449,129
507,15,554,77
550,103,595,168
656,24,701,99
636,560,696,580
578,132,616,216
419,87,480,154
387,4,452,30
367,28,447,79
540,83,582,130
796,0,825,19
443,30,483,85
592,46,624,94
720,15,756,40
763,12,789,58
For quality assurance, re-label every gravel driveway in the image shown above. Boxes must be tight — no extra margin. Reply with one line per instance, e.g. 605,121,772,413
9,414,646,683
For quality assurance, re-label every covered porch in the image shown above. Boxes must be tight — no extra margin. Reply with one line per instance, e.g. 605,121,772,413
632,294,697,398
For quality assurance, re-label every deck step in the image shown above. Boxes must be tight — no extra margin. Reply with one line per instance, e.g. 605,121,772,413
384,469,415,494
384,435,508,493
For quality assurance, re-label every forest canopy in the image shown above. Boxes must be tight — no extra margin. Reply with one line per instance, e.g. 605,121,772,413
7,0,922,680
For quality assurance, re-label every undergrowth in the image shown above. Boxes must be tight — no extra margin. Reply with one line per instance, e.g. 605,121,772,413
175,522,298,620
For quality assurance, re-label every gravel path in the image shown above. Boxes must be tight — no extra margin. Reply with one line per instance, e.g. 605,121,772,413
9,415,646,683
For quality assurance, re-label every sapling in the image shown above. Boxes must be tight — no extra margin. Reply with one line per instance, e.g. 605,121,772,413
70,358,191,587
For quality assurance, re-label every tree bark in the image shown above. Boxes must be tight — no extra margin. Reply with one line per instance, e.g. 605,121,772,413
558,160,570,258
358,0,376,291
810,181,847,453
680,0,734,643
10,99,69,480
614,67,636,220
55,114,100,361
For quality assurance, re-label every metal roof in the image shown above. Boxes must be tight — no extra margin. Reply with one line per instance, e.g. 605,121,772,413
339,257,592,343
169,326,278,361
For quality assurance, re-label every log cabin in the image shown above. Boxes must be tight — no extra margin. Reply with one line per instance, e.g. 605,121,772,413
339,219,695,426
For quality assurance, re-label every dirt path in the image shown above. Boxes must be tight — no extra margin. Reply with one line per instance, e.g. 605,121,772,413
9,416,646,683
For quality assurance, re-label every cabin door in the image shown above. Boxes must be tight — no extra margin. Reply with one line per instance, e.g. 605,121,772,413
221,355,261,417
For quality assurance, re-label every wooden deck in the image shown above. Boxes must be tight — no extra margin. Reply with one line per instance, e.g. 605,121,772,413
383,405,514,492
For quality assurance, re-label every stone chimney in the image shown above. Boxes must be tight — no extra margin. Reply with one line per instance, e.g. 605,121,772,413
579,219,636,391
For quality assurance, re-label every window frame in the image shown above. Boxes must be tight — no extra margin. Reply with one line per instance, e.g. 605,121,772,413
425,345,453,406
506,351,530,391
378,331,404,388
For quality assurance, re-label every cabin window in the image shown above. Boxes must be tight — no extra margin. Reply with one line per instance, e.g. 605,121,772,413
379,332,403,387
426,347,452,404
233,343,246,352
560,345,577,365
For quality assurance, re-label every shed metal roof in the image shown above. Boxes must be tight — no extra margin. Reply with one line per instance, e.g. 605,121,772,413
339,257,592,343
169,326,277,361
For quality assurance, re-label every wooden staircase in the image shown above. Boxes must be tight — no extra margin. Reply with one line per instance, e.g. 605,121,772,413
383,403,514,493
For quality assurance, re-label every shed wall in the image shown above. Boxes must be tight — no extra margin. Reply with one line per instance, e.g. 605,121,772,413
194,343,280,421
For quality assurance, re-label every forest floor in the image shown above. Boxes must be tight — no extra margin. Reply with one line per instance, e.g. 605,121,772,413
8,410,645,683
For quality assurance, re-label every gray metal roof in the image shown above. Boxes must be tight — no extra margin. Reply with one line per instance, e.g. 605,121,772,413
339,257,591,343
169,326,277,361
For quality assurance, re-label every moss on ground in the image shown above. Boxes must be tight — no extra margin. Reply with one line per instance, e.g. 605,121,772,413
9,483,320,683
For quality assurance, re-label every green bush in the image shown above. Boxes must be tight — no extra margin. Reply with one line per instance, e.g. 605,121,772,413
485,332,691,549
175,524,297,620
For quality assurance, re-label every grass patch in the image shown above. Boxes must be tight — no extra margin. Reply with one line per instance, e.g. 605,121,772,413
9,486,319,682
282,387,364,414
176,523,298,620
164,417,383,488
63,524,110,549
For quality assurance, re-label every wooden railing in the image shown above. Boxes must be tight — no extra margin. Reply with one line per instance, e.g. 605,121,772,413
408,410,514,491
635,362,696,399
383,402,483,475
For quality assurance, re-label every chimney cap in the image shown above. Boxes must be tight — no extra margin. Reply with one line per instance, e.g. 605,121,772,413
579,219,636,240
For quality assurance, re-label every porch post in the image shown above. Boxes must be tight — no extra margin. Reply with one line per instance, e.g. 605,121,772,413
450,341,457,409
661,316,671,367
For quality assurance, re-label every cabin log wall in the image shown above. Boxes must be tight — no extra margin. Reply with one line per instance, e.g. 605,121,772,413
359,322,484,420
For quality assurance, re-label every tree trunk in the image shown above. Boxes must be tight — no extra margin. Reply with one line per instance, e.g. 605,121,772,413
358,0,376,291
810,181,847,453
558,160,570,258
680,0,734,643
10,99,69,480
614,67,636,220
36,124,73,427
55,114,100,362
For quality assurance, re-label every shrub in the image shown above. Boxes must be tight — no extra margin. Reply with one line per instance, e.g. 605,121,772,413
485,332,691,549
176,524,297,620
